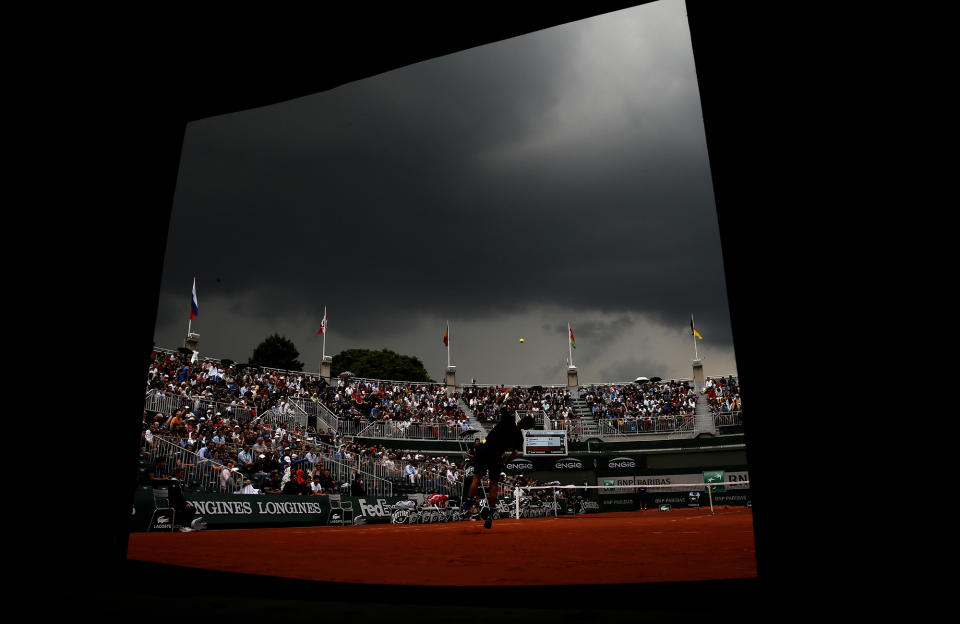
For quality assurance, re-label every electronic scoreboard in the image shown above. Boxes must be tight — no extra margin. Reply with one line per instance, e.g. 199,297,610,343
522,430,567,456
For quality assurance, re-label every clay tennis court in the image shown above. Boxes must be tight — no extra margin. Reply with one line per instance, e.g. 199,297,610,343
127,507,756,585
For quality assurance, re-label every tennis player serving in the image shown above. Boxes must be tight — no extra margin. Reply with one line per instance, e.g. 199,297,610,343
467,408,536,530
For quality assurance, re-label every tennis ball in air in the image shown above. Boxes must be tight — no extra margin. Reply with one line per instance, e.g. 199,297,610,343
519,338,525,343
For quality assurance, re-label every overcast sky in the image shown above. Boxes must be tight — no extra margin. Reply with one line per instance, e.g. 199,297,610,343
153,0,737,386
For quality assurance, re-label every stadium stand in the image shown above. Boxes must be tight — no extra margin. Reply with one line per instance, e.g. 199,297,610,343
142,347,742,501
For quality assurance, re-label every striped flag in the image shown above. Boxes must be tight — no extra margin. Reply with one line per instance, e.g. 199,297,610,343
190,278,199,320
569,324,576,349
691,315,703,340
317,308,328,335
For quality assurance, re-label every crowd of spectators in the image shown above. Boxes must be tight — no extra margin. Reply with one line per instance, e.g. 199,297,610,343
147,349,480,435
142,348,735,504
315,379,470,431
146,348,330,424
147,348,710,438
704,376,741,416
142,351,471,498
460,385,574,423
581,380,697,432
142,405,342,495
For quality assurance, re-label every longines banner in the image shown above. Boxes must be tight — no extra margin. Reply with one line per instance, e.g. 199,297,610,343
132,488,408,532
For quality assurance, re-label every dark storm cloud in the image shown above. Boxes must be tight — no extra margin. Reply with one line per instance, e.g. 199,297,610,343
155,1,736,378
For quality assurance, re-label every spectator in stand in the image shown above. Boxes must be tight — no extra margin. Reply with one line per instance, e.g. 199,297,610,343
143,422,157,452
262,470,283,494
405,462,419,484
197,441,214,461
220,460,238,491
148,455,168,485
282,468,311,495
319,467,336,493
237,445,254,477
350,473,367,496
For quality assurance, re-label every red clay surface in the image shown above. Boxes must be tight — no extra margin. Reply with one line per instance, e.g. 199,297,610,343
127,507,756,585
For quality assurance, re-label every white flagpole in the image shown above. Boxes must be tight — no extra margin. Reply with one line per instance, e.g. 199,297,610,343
447,321,451,368
568,323,574,368
322,307,327,360
692,314,700,361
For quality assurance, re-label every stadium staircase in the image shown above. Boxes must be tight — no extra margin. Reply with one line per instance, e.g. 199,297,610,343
570,391,600,438
693,392,716,436
458,397,495,440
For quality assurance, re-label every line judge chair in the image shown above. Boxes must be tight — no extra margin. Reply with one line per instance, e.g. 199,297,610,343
147,488,176,532
327,495,355,525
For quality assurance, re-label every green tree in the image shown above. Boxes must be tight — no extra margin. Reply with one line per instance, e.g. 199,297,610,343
250,334,304,371
332,348,433,382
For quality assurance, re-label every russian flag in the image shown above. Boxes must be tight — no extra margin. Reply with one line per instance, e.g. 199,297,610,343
190,278,199,320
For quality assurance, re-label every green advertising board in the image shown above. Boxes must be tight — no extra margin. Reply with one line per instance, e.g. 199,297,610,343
132,487,409,532
703,470,726,493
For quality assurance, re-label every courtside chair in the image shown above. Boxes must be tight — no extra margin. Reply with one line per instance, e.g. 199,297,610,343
147,487,176,532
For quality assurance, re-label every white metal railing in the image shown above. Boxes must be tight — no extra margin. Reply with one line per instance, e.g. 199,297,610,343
580,377,694,388
144,436,243,494
336,419,471,441
550,419,585,437
315,453,394,497
514,410,551,430
143,391,261,423
143,392,192,419
289,397,340,433
358,456,462,499
261,400,309,432
713,410,743,427
596,414,696,437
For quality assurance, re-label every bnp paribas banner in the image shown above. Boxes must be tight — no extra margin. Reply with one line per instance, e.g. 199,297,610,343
596,470,750,493
595,471,751,511
131,488,409,532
